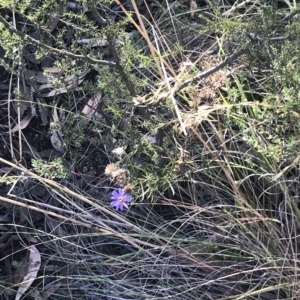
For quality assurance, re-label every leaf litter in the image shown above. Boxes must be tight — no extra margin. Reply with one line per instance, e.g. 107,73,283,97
15,246,41,300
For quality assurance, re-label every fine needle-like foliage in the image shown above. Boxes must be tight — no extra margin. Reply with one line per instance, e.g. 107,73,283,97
0,0,300,299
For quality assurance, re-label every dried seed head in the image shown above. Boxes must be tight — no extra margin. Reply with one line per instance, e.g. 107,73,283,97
112,146,127,158
105,163,118,176
123,184,134,194
105,164,128,185
114,169,127,185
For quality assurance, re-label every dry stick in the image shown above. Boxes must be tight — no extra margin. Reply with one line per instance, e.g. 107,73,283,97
150,48,245,133
0,15,115,67
6,10,23,164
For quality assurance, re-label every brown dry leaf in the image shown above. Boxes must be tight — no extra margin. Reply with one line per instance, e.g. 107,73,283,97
41,34,53,69
190,0,198,17
36,263,69,300
47,17,60,32
81,91,102,118
41,87,68,98
41,67,62,74
14,252,30,285
64,70,90,86
36,98,49,124
15,245,41,300
50,105,64,153
10,112,33,133
50,132,64,153
91,4,107,25
38,83,54,93
22,48,40,64
25,70,52,84
40,70,89,97
47,0,64,32
76,33,133,47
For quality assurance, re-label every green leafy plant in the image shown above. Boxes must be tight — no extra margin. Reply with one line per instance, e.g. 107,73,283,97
31,157,68,179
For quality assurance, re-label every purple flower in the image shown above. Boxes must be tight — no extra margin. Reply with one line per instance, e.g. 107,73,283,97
110,188,132,211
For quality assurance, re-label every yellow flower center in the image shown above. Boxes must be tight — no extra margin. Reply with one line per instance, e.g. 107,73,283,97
118,196,124,202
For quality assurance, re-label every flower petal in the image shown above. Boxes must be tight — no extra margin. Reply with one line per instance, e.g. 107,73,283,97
119,188,125,196
123,202,129,210
110,200,120,207
111,190,120,199
123,195,132,202
117,202,124,211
